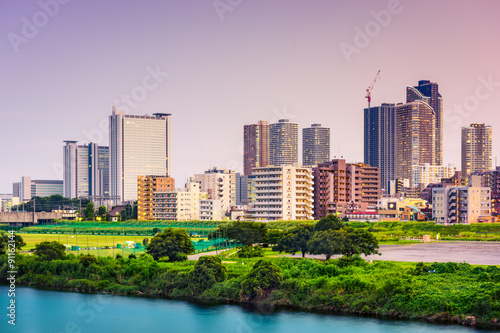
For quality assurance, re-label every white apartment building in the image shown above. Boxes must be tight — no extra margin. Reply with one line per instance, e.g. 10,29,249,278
432,176,491,225
153,179,203,221
252,165,314,222
412,163,456,188
194,168,235,214
199,199,222,221
110,107,171,202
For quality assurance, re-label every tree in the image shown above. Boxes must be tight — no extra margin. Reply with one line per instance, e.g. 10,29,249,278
105,213,111,221
146,228,194,261
0,231,26,255
84,202,95,221
97,205,107,217
79,254,98,267
125,204,133,220
188,256,227,294
240,260,282,299
34,241,66,261
210,222,267,247
314,214,345,232
266,229,283,245
132,201,138,220
120,209,127,222
142,237,149,247
307,228,379,260
273,225,313,258
307,229,345,260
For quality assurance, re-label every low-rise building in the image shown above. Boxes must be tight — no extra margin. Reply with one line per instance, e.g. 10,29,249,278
153,179,203,221
199,199,222,221
137,175,175,221
432,176,491,225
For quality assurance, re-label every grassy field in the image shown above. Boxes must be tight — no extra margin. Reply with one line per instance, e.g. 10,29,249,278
19,233,145,251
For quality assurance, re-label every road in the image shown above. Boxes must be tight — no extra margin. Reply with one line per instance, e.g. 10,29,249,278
278,242,500,265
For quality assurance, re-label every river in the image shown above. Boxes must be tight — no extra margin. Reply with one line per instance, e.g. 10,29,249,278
0,286,489,333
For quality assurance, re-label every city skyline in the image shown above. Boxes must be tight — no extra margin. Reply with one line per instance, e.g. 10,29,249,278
2,1,500,193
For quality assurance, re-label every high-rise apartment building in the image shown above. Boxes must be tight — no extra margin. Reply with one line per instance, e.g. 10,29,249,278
461,123,492,175
312,159,380,219
269,119,298,166
302,124,330,167
194,168,235,214
137,175,175,220
63,141,109,199
110,107,171,202
252,165,314,221
395,101,436,180
406,80,443,165
243,121,269,176
364,103,396,190
235,173,249,205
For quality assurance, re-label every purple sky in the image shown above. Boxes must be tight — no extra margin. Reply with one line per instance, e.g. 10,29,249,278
1,0,500,193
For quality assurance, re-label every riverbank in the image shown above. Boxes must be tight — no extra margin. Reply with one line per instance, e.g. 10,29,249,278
2,253,500,330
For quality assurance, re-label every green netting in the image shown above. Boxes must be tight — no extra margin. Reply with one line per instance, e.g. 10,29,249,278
18,221,222,237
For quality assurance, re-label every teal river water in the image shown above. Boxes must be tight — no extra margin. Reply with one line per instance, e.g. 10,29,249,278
0,286,490,333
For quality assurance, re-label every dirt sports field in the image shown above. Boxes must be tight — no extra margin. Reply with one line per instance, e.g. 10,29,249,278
284,242,500,266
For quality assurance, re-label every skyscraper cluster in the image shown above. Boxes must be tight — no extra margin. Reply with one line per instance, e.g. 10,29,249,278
243,119,330,175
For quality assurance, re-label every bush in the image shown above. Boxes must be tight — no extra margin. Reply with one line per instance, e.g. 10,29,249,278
79,254,98,267
188,256,227,294
240,260,282,300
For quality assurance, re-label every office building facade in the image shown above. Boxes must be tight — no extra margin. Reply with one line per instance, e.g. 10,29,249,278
110,107,171,202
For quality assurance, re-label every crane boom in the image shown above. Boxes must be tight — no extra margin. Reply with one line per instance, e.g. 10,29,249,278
365,70,381,108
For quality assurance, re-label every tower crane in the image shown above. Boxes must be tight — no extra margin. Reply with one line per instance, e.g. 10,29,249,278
365,70,381,109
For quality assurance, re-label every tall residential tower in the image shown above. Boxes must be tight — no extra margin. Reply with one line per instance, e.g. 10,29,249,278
243,121,269,175
364,103,396,190
462,123,492,175
269,119,298,166
302,124,330,166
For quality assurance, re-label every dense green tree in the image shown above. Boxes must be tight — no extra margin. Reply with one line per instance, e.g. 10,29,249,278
142,237,149,246
146,228,194,261
132,201,138,220
79,254,98,267
240,260,282,299
188,256,227,294
0,231,26,255
314,214,345,232
210,222,267,247
84,202,95,221
273,225,313,257
237,245,264,258
266,229,283,245
307,229,346,260
97,205,107,217
125,204,133,220
120,209,127,222
11,195,90,212
308,228,379,260
34,241,66,261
